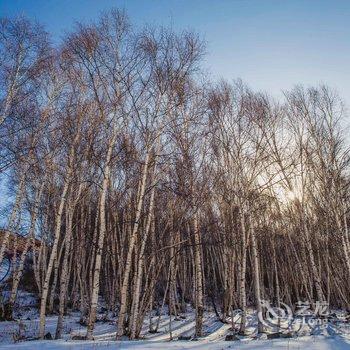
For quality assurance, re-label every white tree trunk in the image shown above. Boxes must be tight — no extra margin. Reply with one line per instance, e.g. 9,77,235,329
193,213,203,338
249,216,263,333
239,206,247,335
129,170,156,339
116,151,150,339
38,177,70,338
86,133,116,339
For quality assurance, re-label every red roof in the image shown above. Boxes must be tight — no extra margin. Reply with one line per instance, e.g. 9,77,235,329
0,229,41,256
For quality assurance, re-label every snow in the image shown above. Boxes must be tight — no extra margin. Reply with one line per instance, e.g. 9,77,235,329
1,336,350,350
1,292,350,349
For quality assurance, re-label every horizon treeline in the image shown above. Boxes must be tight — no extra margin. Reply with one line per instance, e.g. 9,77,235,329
0,9,350,340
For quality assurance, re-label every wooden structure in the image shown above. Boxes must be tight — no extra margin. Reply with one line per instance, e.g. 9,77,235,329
0,229,41,283
0,229,41,256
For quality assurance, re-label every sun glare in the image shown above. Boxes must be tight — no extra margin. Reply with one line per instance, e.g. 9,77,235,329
285,190,297,202
274,186,300,205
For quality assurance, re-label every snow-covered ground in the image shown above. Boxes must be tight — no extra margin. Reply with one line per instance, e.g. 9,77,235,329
1,335,350,350
1,291,350,349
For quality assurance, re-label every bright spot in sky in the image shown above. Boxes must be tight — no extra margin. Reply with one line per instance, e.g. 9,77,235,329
285,190,298,202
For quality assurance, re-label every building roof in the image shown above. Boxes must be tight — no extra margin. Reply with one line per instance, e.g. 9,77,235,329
0,229,41,256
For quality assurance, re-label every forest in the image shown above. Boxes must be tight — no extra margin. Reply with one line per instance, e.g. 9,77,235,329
0,9,350,345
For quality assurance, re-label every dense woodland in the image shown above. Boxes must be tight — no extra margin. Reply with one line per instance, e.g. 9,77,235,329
0,10,350,340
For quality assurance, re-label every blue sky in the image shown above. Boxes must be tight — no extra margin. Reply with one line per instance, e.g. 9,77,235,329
1,0,350,103
0,0,349,224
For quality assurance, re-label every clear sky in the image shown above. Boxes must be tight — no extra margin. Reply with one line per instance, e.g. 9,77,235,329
0,0,350,224
1,0,350,103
